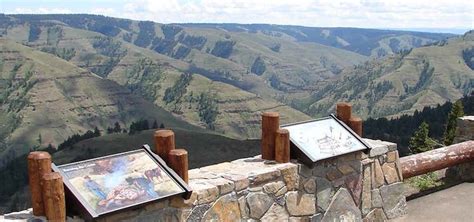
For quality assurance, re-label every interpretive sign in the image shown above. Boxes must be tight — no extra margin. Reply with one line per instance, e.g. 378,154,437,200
282,114,370,164
52,145,191,219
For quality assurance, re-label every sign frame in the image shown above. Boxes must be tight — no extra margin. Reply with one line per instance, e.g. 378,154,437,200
281,114,371,165
52,145,192,220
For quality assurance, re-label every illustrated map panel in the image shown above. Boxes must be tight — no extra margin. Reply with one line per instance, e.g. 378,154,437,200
57,150,184,216
282,117,367,162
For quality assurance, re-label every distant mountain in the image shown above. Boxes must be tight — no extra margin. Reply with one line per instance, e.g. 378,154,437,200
302,31,474,118
390,28,469,35
0,14,468,141
178,23,455,57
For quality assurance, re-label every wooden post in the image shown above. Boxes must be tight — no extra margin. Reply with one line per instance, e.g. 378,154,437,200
168,149,189,183
154,129,175,163
261,112,280,160
336,102,352,125
41,172,66,222
349,117,363,136
275,129,290,163
27,151,52,216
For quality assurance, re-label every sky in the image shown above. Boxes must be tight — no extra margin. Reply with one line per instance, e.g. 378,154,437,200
1,0,473,34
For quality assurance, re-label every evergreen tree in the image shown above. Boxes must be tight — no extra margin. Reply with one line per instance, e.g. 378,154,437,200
409,122,436,154
142,120,149,130
129,122,138,135
45,143,55,153
443,100,464,145
93,127,101,137
152,120,158,129
113,122,122,133
129,119,148,135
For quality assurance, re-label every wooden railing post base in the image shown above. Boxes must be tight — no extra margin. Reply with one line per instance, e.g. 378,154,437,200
154,130,176,163
349,117,363,136
168,149,189,183
27,151,52,216
275,129,290,163
336,102,352,125
261,112,280,160
41,172,66,222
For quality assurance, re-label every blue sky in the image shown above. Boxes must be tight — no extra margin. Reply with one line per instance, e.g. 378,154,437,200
1,0,472,34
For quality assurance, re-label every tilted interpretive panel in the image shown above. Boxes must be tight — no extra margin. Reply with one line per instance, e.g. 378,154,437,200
53,146,191,219
282,114,369,164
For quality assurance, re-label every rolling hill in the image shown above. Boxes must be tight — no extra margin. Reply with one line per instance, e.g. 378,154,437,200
302,31,474,118
1,14,313,140
0,38,205,167
0,14,470,147
179,23,454,58
53,128,260,169
0,14,458,122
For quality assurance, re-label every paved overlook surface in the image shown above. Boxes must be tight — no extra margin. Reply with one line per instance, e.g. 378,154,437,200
391,183,474,222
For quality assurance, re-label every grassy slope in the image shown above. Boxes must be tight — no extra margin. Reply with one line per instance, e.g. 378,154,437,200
53,128,260,169
179,24,454,57
4,15,456,122
0,39,201,166
304,32,474,118
3,21,311,139
3,15,370,101
181,26,367,94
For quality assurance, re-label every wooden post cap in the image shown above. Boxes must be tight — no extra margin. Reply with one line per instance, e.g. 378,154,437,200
28,151,52,216
41,172,65,222
262,112,279,118
154,129,174,137
349,117,363,137
275,129,290,163
154,129,175,163
168,149,189,183
261,112,280,160
28,151,52,160
336,102,352,124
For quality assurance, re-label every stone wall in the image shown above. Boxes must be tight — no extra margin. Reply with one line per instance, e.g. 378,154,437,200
454,116,474,143
94,139,406,222
2,139,406,222
448,116,474,182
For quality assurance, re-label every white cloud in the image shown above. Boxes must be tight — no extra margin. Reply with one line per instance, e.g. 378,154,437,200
14,7,73,14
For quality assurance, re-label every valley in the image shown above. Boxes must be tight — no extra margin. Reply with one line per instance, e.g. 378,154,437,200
0,14,472,213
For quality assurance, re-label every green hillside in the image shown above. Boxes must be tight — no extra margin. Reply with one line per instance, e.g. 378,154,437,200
178,23,454,57
53,128,260,168
0,38,201,167
363,94,474,156
1,14,313,139
303,31,474,118
0,15,456,116
0,14,469,142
